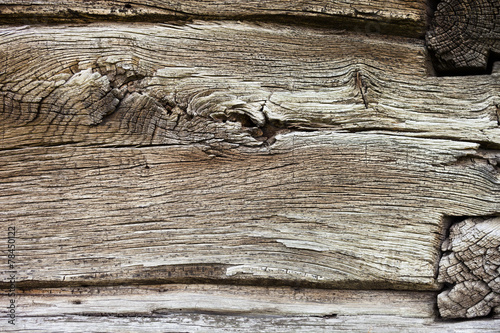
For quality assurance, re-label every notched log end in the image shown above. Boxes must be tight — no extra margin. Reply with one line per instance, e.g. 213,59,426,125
426,0,500,75
437,217,500,319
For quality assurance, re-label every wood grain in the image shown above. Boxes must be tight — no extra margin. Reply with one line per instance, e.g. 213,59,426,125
2,20,500,330
0,0,428,37
1,132,500,289
1,23,500,151
1,22,500,290
438,217,500,319
1,284,499,332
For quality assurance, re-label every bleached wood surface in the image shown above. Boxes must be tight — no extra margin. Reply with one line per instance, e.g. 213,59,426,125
3,131,500,289
1,9,500,332
0,0,428,37
1,23,499,150
1,284,499,332
1,20,500,289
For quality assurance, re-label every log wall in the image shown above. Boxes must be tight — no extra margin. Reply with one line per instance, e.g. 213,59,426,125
1,1,499,331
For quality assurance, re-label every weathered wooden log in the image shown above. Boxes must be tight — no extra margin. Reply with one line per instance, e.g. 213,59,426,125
438,217,500,319
1,284,499,332
1,23,500,151
1,3,500,330
426,0,500,73
0,0,428,37
1,22,500,292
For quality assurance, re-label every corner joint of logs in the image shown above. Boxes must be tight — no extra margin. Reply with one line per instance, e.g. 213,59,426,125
426,0,500,75
438,216,500,319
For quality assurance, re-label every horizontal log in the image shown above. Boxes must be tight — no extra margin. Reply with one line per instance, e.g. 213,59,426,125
4,314,498,332
0,0,428,37
1,132,500,289
1,284,499,332
1,23,500,151
1,22,500,290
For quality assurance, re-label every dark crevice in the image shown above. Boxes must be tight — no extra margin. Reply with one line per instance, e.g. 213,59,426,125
152,308,319,318
495,105,500,126
443,148,500,171
427,0,440,15
0,12,425,39
78,312,159,318
434,313,496,323
312,313,338,319
431,55,500,77
259,119,291,147
354,70,369,108
1,274,439,292
69,309,339,319
210,108,293,147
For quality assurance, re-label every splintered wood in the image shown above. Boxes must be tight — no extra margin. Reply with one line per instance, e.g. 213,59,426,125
438,217,500,319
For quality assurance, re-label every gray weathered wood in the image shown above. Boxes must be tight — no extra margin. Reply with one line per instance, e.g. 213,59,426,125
438,217,500,319
1,20,500,292
1,284,499,332
1,9,500,332
0,0,428,37
1,23,499,151
1,133,500,289
6,314,498,333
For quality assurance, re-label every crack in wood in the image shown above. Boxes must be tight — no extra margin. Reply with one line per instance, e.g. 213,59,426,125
355,70,369,109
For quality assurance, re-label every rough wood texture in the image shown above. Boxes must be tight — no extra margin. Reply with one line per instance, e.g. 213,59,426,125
1,20,500,291
1,11,500,332
1,23,500,151
1,285,499,332
5,135,500,289
0,0,428,37
6,314,498,333
426,0,500,73
438,217,500,319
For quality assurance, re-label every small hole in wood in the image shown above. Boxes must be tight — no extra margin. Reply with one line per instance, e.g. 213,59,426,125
322,313,338,319
72,300,82,305
312,313,338,319
124,4,132,9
